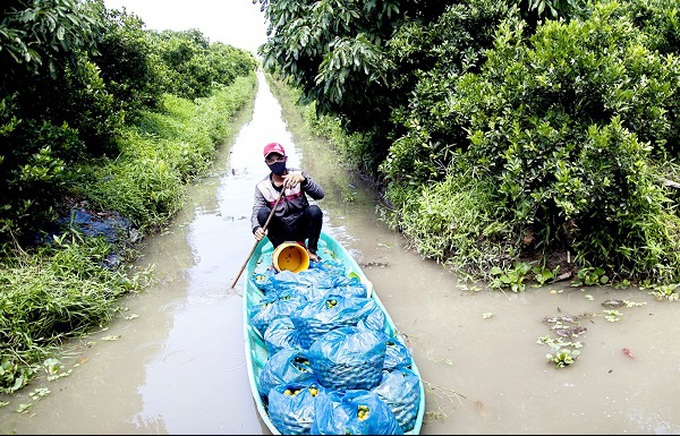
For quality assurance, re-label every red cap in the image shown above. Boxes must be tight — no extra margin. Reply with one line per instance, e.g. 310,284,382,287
263,142,286,158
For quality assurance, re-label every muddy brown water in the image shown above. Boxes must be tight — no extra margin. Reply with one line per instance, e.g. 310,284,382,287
1,71,680,434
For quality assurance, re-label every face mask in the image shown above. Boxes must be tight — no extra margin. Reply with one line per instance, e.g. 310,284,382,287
268,161,287,175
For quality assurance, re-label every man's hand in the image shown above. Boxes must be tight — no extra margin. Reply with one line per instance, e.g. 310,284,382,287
283,172,305,189
254,227,267,241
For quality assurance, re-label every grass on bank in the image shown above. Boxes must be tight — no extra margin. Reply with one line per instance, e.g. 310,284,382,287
0,73,258,395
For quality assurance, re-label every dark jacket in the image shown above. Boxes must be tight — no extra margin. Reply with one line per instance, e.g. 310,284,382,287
250,168,324,232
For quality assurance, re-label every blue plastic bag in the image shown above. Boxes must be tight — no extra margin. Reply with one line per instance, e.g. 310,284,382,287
268,382,325,435
258,349,315,400
356,300,387,332
294,267,336,294
291,294,377,348
249,292,305,336
383,334,413,370
264,316,303,354
267,270,310,299
312,257,347,276
310,389,403,435
372,368,421,432
358,330,412,370
252,269,277,294
331,275,369,298
307,326,386,392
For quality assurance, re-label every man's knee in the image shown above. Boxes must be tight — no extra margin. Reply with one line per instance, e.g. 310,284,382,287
307,205,322,221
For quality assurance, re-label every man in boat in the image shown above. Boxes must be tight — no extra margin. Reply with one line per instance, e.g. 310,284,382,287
251,142,325,262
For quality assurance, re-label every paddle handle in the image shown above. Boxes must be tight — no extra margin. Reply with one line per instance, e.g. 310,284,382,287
229,190,284,289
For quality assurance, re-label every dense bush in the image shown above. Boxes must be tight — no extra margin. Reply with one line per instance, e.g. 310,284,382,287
387,0,680,284
0,1,118,248
259,0,680,286
0,0,258,250
91,6,166,116
148,29,258,100
622,0,680,156
74,76,256,232
256,0,458,175
381,0,517,192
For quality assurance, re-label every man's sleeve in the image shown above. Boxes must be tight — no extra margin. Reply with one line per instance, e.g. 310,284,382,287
301,171,325,200
251,187,266,232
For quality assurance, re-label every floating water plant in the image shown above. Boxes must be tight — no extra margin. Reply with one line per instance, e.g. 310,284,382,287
546,348,581,368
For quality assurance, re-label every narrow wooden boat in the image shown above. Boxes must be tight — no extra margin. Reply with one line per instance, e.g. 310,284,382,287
243,231,425,435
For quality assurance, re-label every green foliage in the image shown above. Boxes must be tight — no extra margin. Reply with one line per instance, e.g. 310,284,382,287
148,29,257,100
91,7,165,114
621,0,680,154
624,0,680,56
73,75,257,232
304,104,377,176
315,33,394,106
0,54,123,244
489,262,532,292
0,0,258,393
573,266,609,286
520,0,589,25
539,314,586,368
0,1,257,248
265,72,379,176
256,0,456,174
545,347,580,368
381,0,519,188
0,233,149,393
59,58,123,154
81,156,184,230
387,169,519,280
532,264,560,286
149,29,213,99
261,0,680,287
208,41,260,86
0,357,33,395
0,0,119,246
0,0,101,78
647,283,680,301
0,69,256,394
562,122,680,282
257,0,587,181
395,0,680,284
0,122,81,244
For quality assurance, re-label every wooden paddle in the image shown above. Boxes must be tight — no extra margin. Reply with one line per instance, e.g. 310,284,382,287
229,189,284,289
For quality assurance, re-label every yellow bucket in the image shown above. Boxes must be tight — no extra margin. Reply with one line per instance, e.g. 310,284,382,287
272,242,310,273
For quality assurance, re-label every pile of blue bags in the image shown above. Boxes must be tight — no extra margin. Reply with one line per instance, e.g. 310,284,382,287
249,259,420,435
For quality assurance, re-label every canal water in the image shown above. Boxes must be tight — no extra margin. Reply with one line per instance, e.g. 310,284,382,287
1,71,679,434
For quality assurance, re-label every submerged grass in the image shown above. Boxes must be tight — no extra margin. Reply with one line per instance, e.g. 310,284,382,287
0,73,258,394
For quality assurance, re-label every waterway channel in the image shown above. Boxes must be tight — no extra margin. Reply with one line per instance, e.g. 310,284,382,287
1,71,679,434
